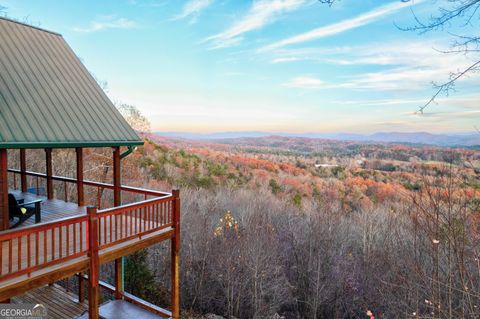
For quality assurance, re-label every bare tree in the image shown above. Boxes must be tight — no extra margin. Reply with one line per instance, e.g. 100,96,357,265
117,103,151,134
320,0,480,113
400,0,480,113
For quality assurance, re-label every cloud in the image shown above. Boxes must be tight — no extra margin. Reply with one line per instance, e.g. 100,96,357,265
174,0,214,22
285,76,325,88
205,0,305,49
260,0,423,51
74,17,136,33
282,40,480,91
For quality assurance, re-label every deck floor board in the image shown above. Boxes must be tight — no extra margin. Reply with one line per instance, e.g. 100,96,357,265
12,284,88,319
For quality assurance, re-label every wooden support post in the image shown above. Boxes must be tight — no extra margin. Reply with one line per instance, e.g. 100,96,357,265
114,258,123,300
45,148,53,199
20,149,27,192
87,206,99,319
171,189,180,319
112,147,124,299
76,148,84,206
113,147,121,207
0,149,9,231
78,272,85,303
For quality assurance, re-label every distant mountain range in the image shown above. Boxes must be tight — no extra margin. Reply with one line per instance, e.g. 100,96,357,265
155,131,480,147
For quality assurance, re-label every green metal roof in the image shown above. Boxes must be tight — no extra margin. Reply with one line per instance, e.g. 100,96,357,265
0,17,143,149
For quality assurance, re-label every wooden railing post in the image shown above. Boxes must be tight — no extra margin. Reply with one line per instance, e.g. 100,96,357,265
78,272,85,303
76,148,84,206
20,149,27,192
171,189,180,319
87,206,99,319
45,148,53,199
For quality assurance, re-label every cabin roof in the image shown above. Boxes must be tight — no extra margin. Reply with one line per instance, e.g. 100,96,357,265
0,17,143,149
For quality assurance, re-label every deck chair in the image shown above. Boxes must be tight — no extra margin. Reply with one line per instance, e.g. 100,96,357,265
8,193,42,228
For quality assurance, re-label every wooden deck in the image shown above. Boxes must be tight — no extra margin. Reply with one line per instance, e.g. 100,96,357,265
0,185,179,318
9,190,86,228
12,284,170,319
77,300,169,319
12,284,88,319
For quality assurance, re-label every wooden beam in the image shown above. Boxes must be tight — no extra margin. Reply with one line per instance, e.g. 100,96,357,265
0,149,9,231
76,148,84,206
45,148,53,200
99,228,174,264
87,206,99,319
171,189,180,319
0,257,89,301
20,149,27,193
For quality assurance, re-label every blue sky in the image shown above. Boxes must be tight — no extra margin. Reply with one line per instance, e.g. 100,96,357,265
2,0,479,133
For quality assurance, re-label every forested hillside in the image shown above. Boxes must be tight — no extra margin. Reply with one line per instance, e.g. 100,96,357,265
129,135,480,318
8,135,480,318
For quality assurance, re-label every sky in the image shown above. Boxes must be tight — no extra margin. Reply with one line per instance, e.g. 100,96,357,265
1,0,479,134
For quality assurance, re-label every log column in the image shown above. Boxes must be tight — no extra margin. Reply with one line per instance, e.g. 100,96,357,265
171,189,180,318
45,148,53,199
76,148,84,206
0,149,9,231
112,147,123,299
20,149,27,192
113,147,121,207
87,206,99,319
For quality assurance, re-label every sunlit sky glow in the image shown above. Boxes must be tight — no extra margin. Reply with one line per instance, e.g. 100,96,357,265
2,0,479,133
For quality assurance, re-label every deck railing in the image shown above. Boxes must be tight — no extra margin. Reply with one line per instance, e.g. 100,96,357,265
0,171,176,284
7,168,171,208
0,215,88,281
97,197,173,249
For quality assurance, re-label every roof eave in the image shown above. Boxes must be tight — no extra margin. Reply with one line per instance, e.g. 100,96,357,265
0,140,144,149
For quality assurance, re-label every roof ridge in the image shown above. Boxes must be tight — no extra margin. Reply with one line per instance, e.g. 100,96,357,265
0,15,62,37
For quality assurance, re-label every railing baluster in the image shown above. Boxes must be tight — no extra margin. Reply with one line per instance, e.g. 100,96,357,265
59,226,63,258
161,202,164,225
129,209,133,236
27,234,31,270
66,224,70,256
36,176,39,195
120,211,123,240
103,216,107,245
43,230,47,264
17,237,21,271
73,223,77,254
8,239,12,274
163,202,166,225
51,228,55,261
35,232,39,266
143,207,146,232
109,215,113,245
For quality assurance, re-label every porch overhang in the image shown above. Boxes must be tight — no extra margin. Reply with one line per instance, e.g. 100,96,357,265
0,141,144,149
